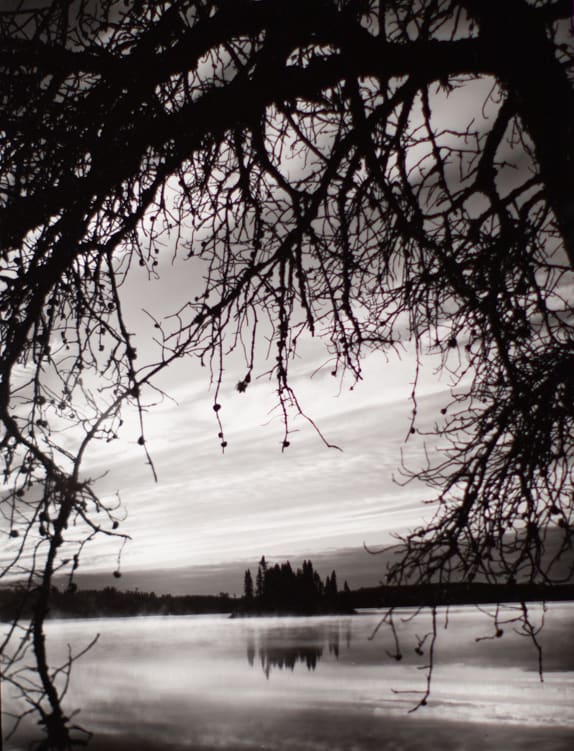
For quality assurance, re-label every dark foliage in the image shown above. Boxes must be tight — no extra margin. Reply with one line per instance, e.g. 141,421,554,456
0,585,234,622
347,581,574,609
241,557,350,614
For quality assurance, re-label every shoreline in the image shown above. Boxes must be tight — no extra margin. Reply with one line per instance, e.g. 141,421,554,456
1,582,573,622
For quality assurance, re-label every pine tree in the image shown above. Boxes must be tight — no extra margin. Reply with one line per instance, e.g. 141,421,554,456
256,556,267,601
244,569,254,602
330,571,338,595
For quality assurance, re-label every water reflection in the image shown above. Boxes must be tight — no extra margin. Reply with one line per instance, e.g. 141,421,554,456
246,619,352,676
259,644,323,676
4,607,574,751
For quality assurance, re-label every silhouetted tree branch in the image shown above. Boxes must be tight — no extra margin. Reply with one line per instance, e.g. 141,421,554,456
1,0,573,744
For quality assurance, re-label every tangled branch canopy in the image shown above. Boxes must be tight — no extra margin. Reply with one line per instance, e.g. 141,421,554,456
1,0,573,606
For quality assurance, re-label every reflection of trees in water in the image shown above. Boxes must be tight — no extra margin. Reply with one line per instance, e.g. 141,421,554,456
246,620,352,678
247,637,256,667
328,620,352,657
259,645,323,678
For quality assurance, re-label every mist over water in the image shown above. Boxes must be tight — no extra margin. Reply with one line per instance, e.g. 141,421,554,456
4,604,574,750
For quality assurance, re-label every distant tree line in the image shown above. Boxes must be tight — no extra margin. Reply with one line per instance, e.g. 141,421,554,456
3,573,571,623
0,586,234,621
241,557,352,615
345,581,574,609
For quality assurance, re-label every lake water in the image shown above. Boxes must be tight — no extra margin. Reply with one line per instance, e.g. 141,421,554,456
4,604,574,750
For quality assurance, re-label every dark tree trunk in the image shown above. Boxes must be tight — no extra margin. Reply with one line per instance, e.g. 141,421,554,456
467,0,574,268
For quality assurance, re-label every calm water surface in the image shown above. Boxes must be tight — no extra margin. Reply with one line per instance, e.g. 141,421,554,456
4,604,574,750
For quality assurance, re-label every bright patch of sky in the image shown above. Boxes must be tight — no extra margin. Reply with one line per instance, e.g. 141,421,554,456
0,207,460,594
74,325,452,582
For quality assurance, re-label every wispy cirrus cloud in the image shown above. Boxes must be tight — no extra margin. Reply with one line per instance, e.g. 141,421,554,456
71,343,453,585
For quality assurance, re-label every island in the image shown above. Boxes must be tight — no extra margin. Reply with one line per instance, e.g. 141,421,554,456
234,556,355,616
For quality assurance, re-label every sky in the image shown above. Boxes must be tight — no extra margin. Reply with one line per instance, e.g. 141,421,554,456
2,77,509,597
63,252,455,595
28,82,510,597
69,76,500,595
77,354,451,594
